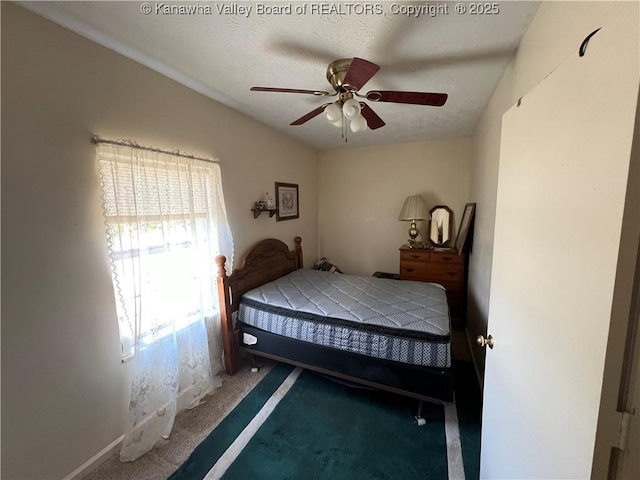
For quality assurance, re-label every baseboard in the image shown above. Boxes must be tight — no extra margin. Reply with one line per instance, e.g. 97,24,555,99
464,328,484,392
62,434,124,480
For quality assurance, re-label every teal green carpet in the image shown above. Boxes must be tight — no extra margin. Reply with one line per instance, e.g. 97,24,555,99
168,364,296,480
170,361,481,480
224,369,447,480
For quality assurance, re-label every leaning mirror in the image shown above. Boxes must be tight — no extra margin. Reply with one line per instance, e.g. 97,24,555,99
429,205,453,247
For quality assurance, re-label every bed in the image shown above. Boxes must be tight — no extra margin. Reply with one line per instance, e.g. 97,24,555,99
216,237,453,404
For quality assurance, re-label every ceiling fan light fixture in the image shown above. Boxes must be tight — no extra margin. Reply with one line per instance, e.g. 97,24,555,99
325,102,342,123
342,98,361,120
329,116,343,128
350,114,367,133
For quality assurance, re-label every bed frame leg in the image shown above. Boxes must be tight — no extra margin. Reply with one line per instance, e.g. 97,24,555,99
250,354,260,373
415,400,426,426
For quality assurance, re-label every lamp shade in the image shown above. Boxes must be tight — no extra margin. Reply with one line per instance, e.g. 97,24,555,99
342,98,361,119
398,195,427,221
350,114,367,132
329,116,343,128
325,103,342,123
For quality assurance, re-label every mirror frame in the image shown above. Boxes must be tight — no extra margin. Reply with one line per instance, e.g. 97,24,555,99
428,205,453,247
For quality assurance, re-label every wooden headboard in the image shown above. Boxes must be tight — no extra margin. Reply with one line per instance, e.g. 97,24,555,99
215,236,302,374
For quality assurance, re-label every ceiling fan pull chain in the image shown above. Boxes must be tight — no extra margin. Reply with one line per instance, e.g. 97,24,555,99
343,114,347,142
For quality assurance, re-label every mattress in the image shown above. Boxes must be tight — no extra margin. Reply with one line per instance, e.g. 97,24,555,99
237,269,451,368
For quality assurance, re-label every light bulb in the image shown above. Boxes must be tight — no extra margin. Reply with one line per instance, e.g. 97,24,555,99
350,114,367,132
324,103,342,123
342,98,361,119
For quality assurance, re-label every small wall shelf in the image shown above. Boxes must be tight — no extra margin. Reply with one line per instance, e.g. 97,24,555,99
251,207,277,219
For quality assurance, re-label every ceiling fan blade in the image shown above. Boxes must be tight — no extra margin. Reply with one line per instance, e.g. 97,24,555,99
251,87,332,96
342,58,380,91
360,103,385,130
290,104,330,125
365,90,448,106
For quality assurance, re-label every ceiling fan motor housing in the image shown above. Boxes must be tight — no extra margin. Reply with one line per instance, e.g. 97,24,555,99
326,59,355,91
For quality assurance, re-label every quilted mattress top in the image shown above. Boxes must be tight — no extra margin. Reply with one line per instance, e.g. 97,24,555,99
241,269,450,337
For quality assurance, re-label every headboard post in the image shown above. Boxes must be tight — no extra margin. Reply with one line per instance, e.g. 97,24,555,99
294,236,303,268
215,237,303,376
215,254,237,375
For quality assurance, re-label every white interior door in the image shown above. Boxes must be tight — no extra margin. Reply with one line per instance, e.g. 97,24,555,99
479,16,639,480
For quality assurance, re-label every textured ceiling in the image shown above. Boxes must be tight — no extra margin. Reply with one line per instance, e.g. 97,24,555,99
23,1,540,150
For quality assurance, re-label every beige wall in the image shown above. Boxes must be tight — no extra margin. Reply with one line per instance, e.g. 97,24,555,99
467,1,636,373
1,4,317,479
318,139,472,276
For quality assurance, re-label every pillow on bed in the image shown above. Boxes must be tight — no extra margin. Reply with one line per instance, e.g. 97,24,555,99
313,257,343,274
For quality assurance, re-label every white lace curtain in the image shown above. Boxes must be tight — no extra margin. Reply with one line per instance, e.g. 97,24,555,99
95,139,234,461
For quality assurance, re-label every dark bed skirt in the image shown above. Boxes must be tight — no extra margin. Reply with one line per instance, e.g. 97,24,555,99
238,322,454,404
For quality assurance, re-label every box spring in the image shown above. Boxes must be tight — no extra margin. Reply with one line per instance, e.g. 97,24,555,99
239,323,454,403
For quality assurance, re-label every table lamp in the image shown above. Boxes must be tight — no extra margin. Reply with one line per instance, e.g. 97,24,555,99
398,195,428,248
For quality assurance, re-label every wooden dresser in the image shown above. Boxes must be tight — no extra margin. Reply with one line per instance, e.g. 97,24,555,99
399,245,467,329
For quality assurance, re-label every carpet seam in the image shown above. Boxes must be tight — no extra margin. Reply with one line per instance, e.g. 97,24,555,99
445,393,466,480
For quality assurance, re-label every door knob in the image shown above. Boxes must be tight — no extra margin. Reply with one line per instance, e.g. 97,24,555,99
477,334,494,349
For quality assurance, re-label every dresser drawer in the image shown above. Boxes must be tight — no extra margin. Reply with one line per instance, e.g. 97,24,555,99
400,250,431,262
400,269,463,286
431,252,463,264
399,261,432,279
421,262,464,282
398,244,467,328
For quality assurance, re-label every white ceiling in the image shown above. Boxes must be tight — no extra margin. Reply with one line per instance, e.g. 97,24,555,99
23,1,540,150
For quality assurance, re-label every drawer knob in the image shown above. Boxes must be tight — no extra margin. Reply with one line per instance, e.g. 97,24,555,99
411,254,420,259
405,268,414,272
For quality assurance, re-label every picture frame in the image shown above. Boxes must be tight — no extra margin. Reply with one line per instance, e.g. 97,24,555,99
454,203,476,255
275,182,299,221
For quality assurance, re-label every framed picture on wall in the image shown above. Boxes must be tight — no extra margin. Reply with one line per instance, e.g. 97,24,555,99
454,203,476,255
275,182,299,221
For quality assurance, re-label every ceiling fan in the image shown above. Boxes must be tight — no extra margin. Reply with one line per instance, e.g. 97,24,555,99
250,57,448,136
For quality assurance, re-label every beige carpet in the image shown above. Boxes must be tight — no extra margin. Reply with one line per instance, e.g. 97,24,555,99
84,356,273,480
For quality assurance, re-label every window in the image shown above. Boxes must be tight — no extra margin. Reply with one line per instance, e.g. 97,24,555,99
107,218,217,355
95,139,233,359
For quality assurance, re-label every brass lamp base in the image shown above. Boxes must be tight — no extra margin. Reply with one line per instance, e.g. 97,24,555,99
407,221,419,248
